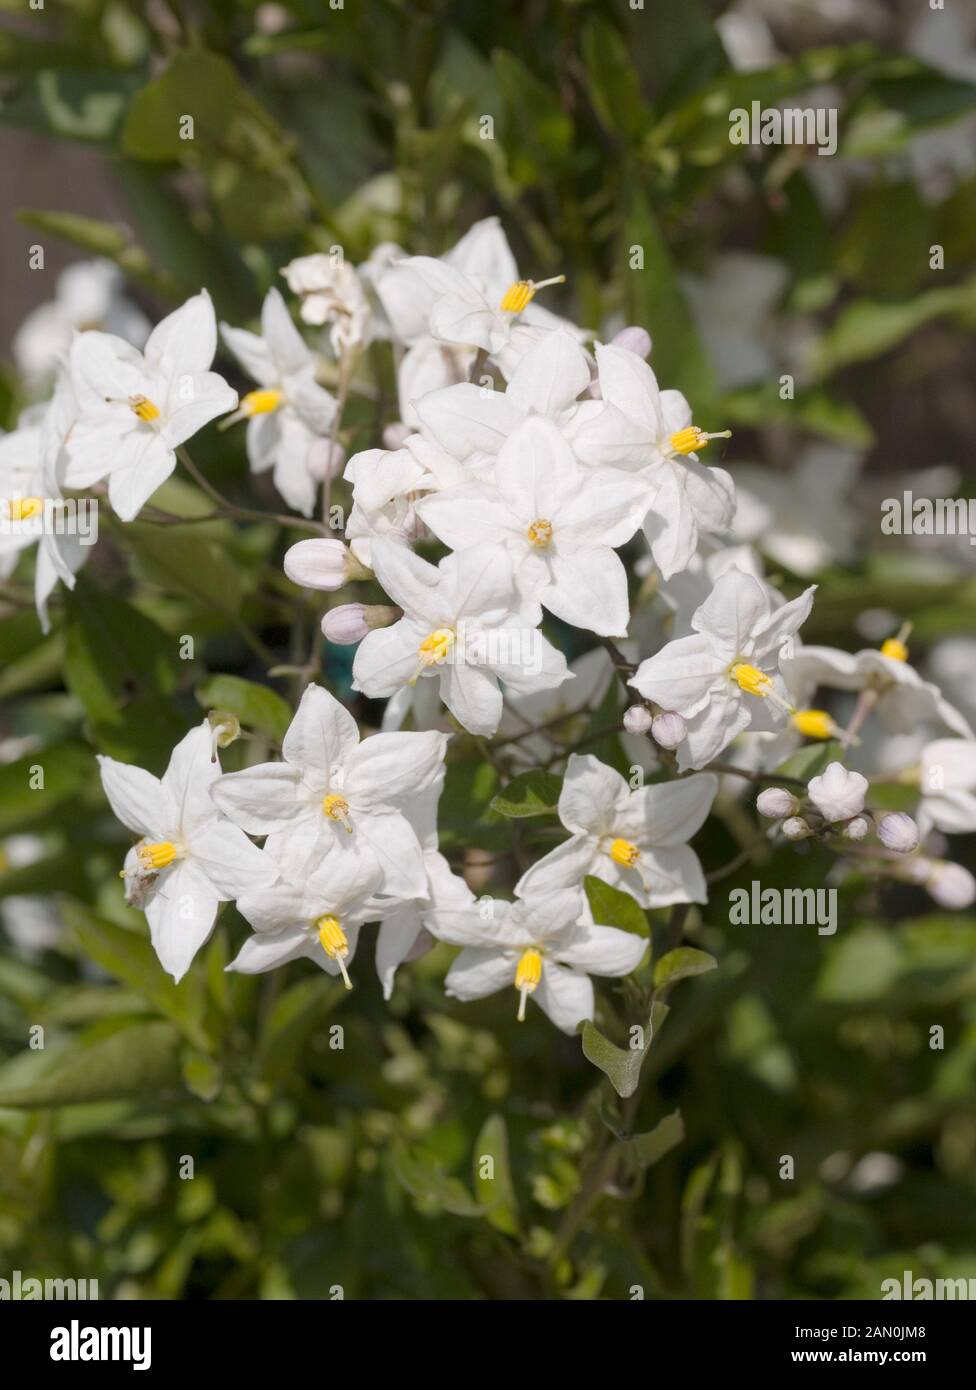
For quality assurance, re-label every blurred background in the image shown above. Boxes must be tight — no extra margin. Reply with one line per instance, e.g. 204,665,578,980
0,0,975,1301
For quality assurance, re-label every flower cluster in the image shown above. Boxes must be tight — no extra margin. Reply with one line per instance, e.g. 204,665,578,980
5,220,974,1040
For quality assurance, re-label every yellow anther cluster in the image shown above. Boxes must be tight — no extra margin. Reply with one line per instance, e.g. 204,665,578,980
527,518,553,547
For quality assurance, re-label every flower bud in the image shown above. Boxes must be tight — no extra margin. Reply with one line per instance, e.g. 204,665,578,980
322,603,399,644
782,816,813,841
876,811,919,854
284,538,364,591
307,438,346,482
807,762,868,823
651,711,686,749
841,815,870,841
927,861,976,910
611,326,652,359
756,786,797,819
623,705,653,735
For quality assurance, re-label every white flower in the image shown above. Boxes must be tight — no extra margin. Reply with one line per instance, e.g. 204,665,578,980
211,683,448,897
781,639,973,740
414,329,592,462
416,416,648,637
566,343,735,578
280,254,372,354
919,738,976,835
731,444,860,578
98,722,275,981
630,568,816,770
376,216,577,378
13,259,149,393
516,753,717,909
228,848,384,989
352,539,571,737
344,433,465,568
374,769,475,1000
220,288,337,516
65,290,237,520
433,887,647,1034
0,376,91,632
807,761,868,822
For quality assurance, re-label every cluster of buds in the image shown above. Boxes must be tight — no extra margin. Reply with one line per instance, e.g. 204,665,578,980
623,704,687,751
757,761,920,852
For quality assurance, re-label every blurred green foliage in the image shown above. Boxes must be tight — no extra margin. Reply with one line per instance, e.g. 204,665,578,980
1,0,975,1300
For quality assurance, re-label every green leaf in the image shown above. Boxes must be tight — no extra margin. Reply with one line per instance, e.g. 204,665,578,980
624,1109,685,1169
392,1141,484,1218
811,277,976,377
0,742,94,836
492,50,575,185
121,51,245,162
128,525,243,618
581,17,644,143
195,675,292,742
579,1001,669,1099
653,947,717,991
623,191,714,408
584,875,648,936
472,1114,520,1236
0,1022,183,1109
257,975,346,1087
774,740,842,781
62,901,212,1053
723,384,874,448
490,769,562,818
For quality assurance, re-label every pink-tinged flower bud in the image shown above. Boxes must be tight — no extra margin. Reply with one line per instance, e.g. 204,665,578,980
610,326,652,359
876,812,919,854
756,787,797,819
322,603,399,644
782,816,813,841
383,422,412,450
307,438,346,482
841,815,870,841
651,711,686,749
807,762,868,823
284,538,359,591
927,861,976,910
623,705,653,735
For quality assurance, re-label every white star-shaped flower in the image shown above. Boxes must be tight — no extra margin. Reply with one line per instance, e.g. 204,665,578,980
566,343,735,578
781,639,974,740
211,683,448,897
630,568,815,770
432,888,647,1034
352,539,571,737
416,416,648,637
228,848,384,989
516,753,717,908
98,722,276,982
220,287,337,516
919,738,976,836
65,290,238,520
343,432,465,569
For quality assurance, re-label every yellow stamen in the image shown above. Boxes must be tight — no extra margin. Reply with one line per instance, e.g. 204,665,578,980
499,275,566,314
669,425,732,456
242,388,283,417
322,793,353,834
408,627,455,686
137,841,178,871
609,838,641,868
881,638,908,662
128,394,160,423
792,709,837,740
316,914,352,989
7,497,43,521
515,947,543,1021
527,518,553,547
731,663,772,697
